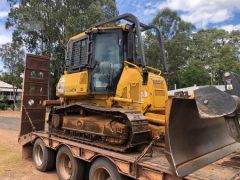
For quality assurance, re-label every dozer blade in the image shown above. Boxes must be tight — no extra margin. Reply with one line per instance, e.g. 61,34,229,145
165,97,240,177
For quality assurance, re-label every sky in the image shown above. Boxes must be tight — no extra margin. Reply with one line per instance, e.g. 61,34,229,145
0,0,240,70
117,0,240,30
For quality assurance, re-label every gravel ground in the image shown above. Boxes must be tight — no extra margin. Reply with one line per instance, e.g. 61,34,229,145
0,116,20,131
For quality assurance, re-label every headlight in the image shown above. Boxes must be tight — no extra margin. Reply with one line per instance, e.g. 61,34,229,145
56,76,65,96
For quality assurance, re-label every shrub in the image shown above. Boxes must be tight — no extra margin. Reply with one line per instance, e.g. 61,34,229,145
0,103,6,110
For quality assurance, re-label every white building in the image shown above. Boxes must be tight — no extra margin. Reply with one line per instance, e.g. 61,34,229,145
0,80,22,102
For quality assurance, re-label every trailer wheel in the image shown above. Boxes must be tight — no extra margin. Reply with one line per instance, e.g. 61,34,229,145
33,138,55,172
89,158,122,180
56,146,85,180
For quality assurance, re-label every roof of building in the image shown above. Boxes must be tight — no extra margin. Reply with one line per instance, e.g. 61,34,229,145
0,80,22,92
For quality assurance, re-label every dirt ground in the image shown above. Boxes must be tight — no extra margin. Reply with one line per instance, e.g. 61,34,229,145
0,111,21,118
0,110,58,180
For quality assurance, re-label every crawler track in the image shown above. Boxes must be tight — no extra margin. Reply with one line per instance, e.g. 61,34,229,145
49,103,151,152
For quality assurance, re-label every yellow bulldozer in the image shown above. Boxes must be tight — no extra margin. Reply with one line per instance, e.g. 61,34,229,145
20,14,240,177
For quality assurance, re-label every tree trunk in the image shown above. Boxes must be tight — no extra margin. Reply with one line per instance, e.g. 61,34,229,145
12,85,17,111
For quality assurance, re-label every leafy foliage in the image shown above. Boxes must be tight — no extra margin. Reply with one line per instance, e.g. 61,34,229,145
152,8,194,40
0,42,25,109
4,3,240,92
146,8,240,89
6,0,118,98
144,8,195,89
179,62,210,87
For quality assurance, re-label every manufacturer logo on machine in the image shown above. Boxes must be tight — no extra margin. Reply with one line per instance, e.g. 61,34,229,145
152,79,163,84
65,88,76,92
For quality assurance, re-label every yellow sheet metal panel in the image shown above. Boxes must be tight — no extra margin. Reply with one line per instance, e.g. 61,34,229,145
149,73,168,109
115,64,168,113
115,65,142,109
62,71,88,97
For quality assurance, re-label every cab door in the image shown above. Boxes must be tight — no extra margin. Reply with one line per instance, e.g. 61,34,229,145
90,30,124,94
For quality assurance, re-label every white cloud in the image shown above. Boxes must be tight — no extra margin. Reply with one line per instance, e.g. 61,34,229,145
0,0,13,45
0,11,8,18
157,0,240,28
220,24,240,32
0,18,12,45
117,0,160,23
146,2,152,7
143,8,156,16
0,21,12,45
0,33,12,45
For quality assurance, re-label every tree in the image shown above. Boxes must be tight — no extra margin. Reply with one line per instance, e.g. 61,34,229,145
189,29,240,85
144,8,195,89
214,44,240,83
6,0,118,98
152,8,194,40
146,9,240,89
179,62,210,87
0,42,25,110
228,30,240,60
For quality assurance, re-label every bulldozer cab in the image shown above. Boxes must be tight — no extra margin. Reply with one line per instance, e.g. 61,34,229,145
65,14,168,94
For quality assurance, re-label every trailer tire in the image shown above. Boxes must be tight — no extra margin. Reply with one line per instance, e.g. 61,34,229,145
56,146,85,180
33,138,55,172
89,157,122,180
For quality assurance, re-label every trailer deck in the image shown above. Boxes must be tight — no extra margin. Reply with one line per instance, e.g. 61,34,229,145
19,131,240,180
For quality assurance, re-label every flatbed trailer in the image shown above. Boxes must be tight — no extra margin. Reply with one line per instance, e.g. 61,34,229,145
19,131,240,180
19,55,240,180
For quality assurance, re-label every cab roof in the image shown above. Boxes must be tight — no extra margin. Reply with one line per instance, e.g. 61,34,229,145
69,24,128,41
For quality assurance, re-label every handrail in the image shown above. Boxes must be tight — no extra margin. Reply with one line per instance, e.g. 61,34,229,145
146,66,161,75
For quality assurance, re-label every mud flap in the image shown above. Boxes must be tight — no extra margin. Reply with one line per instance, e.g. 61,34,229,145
165,97,240,177
19,55,50,138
